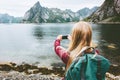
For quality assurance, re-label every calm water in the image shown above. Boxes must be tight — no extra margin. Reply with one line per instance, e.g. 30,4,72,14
0,23,120,66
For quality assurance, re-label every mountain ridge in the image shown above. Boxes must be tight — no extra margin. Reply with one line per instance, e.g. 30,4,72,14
0,1,99,23
85,0,120,23
23,1,98,23
0,13,22,23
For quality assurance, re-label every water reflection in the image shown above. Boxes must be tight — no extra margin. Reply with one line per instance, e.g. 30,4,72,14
98,24,120,65
100,24,120,42
33,26,44,40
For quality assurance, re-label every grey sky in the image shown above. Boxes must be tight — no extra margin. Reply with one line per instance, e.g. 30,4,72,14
0,0,105,17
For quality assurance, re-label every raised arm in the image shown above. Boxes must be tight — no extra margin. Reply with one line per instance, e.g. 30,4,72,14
54,38,69,64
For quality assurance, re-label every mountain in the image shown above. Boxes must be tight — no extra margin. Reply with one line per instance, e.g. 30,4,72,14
86,0,120,23
23,1,98,23
76,7,98,20
0,13,22,23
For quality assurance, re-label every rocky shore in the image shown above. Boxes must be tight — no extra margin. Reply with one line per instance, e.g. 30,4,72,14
0,71,61,80
0,62,119,80
0,62,64,80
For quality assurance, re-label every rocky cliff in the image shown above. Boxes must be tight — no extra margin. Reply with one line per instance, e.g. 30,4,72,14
23,1,98,23
88,0,120,23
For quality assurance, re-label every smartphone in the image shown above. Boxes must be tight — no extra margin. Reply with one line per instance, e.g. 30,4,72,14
62,35,68,39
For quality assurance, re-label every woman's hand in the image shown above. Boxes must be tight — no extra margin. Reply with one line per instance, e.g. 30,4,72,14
57,34,71,41
57,35,63,41
68,34,72,41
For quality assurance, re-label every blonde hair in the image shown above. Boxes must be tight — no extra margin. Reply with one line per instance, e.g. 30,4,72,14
66,21,92,70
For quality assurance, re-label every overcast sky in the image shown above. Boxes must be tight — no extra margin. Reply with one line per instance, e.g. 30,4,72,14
0,0,105,17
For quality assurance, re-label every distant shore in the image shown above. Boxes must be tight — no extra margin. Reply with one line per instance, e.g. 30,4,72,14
0,62,120,80
97,22,120,24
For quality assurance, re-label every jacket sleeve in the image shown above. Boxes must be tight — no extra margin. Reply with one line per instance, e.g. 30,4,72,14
54,39,69,64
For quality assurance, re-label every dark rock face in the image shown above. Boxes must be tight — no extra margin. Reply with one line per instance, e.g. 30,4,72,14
89,0,120,22
23,1,98,23
114,0,120,15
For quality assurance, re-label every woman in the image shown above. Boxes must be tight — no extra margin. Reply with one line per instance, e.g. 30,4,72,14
54,21,98,79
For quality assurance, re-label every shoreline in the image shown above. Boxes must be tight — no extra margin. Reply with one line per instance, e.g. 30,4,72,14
97,22,120,24
0,71,62,80
0,62,64,80
1,21,120,25
0,62,65,76
0,62,120,80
